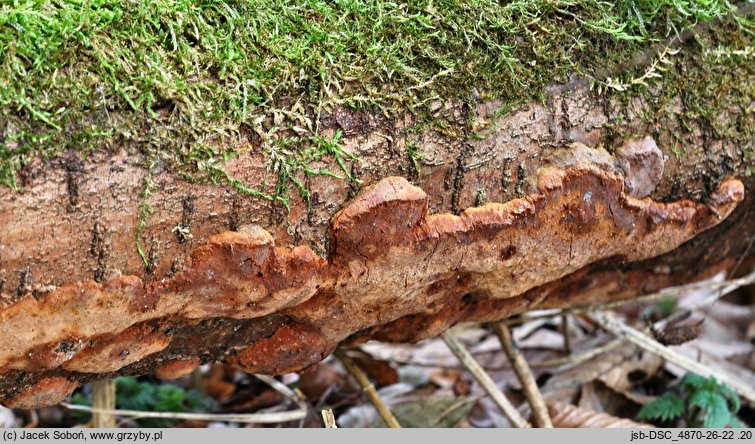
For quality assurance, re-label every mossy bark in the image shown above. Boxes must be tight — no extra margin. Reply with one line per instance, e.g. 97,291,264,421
2,29,752,294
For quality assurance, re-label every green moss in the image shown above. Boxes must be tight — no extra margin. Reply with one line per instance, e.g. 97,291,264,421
0,0,739,197
599,11,754,184
406,140,424,177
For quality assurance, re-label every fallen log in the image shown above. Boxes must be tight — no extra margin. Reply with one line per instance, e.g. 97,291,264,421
0,3,753,408
0,148,748,408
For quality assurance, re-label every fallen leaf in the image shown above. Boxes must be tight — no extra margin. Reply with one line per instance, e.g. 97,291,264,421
651,320,704,346
579,380,642,419
203,377,236,402
548,400,654,428
298,364,346,401
352,353,399,388
337,383,418,428
516,328,570,350
541,344,662,402
376,396,476,428
428,369,463,391
222,387,284,413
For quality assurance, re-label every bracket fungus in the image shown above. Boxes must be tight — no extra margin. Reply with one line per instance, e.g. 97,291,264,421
0,146,744,408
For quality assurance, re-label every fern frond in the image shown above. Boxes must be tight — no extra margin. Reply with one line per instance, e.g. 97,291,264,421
690,390,733,428
637,392,685,422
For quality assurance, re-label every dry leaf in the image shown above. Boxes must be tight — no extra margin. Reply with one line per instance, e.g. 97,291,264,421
337,383,417,428
598,348,662,393
517,328,570,350
352,352,399,388
548,400,653,428
453,375,472,397
651,320,704,346
298,364,346,401
202,377,236,402
223,388,284,413
362,333,509,370
667,344,755,395
707,301,753,330
579,381,642,417
542,344,662,402
428,369,464,391
379,396,476,428
689,336,753,360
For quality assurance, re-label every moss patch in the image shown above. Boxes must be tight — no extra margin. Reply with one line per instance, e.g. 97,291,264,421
0,0,739,197
600,11,754,188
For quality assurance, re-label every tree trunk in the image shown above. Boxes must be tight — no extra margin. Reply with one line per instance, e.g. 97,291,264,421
0,12,752,408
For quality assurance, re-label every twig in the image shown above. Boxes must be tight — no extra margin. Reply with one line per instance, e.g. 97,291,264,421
90,379,116,428
524,269,754,369
62,374,307,424
334,348,402,428
441,330,530,428
254,374,305,408
23,409,38,429
314,384,341,411
254,374,309,428
492,323,552,428
589,311,755,404
190,367,205,394
505,309,563,326
506,269,755,326
321,409,338,428
427,395,483,428
560,314,571,354
62,404,306,424
530,338,623,368
655,269,755,330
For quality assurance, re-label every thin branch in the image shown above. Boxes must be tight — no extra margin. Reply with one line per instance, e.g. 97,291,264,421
428,395,483,428
530,338,623,368
560,314,571,354
254,374,309,428
335,348,402,428
90,379,116,428
492,323,552,428
506,269,755,326
321,409,338,428
62,374,307,424
23,409,38,429
589,311,755,404
61,403,306,424
655,269,755,330
254,374,306,408
442,330,530,428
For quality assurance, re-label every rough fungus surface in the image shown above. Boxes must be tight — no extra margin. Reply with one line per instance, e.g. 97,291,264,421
0,149,745,408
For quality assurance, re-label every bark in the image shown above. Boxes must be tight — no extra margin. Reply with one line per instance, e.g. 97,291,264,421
0,46,753,407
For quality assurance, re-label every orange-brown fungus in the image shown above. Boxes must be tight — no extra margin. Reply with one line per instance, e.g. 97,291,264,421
0,160,744,406
154,357,201,380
